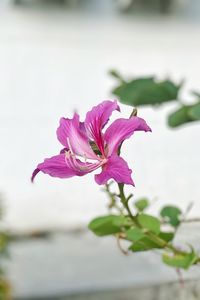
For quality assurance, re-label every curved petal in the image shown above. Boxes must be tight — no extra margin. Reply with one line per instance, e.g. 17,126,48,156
32,153,102,182
60,147,68,154
31,154,77,182
56,117,71,148
66,154,101,175
56,113,97,160
84,100,120,155
105,117,151,156
95,155,134,186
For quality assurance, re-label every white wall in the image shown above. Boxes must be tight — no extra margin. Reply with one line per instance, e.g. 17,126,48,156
0,1,200,231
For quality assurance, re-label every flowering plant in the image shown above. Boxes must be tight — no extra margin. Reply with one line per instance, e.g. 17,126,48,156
32,100,150,185
32,100,200,272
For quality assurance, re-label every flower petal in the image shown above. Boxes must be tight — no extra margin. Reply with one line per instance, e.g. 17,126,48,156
105,117,151,156
57,113,97,160
32,153,102,182
66,154,101,175
31,154,77,181
95,155,134,186
56,117,71,148
85,100,120,155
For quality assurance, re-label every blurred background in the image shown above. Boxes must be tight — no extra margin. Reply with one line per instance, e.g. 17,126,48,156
0,0,200,299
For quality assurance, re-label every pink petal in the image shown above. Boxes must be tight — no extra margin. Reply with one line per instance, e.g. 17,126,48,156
56,113,97,160
66,155,101,174
85,100,120,155
56,117,71,148
105,117,151,156
31,154,77,182
32,153,102,182
95,155,134,186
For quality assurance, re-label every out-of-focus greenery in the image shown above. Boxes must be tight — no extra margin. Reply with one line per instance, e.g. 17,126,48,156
110,70,200,128
0,197,11,300
89,73,200,270
0,278,11,300
89,183,200,270
168,101,200,127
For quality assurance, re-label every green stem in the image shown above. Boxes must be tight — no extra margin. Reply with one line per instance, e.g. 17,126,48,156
105,183,124,214
118,183,135,222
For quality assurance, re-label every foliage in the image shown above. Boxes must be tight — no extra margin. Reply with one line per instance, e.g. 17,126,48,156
0,278,11,300
160,205,182,227
89,184,200,270
89,215,130,236
102,70,200,270
111,76,180,106
32,92,200,275
134,198,149,212
110,70,200,128
168,102,200,127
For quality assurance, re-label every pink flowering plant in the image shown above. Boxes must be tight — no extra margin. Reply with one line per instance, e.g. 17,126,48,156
32,100,200,271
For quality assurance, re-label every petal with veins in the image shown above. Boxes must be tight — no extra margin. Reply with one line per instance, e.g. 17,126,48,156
32,153,102,182
31,154,77,181
105,117,151,156
85,100,119,155
57,113,97,160
95,155,134,186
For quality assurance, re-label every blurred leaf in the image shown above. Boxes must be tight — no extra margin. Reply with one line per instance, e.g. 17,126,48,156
191,90,200,99
189,103,200,120
168,106,194,127
137,214,160,234
126,227,145,242
160,206,182,227
168,102,200,127
88,215,129,237
129,236,160,252
159,231,174,242
0,232,9,258
109,70,127,84
112,77,180,106
163,249,198,270
129,230,174,252
0,277,11,300
134,198,150,212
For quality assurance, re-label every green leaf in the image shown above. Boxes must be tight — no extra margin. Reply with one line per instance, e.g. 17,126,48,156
112,77,180,106
162,250,198,270
134,198,149,212
160,206,182,227
137,214,160,234
88,215,129,237
129,236,160,252
126,227,145,242
129,230,174,252
189,103,200,120
168,106,195,127
159,231,174,242
168,102,200,128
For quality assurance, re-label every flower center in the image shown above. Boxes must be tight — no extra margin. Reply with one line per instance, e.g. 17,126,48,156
65,137,107,173
89,140,102,156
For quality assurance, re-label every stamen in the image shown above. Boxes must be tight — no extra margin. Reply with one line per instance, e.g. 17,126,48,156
83,153,87,163
67,137,74,155
65,136,107,173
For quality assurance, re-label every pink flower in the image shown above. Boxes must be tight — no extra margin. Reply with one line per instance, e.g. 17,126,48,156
32,100,151,186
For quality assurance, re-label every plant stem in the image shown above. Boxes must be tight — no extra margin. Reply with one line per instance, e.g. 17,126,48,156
118,183,135,222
